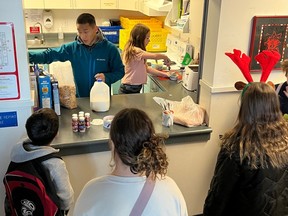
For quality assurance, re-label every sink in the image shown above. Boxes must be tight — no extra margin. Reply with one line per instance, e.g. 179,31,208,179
111,75,165,95
26,39,43,46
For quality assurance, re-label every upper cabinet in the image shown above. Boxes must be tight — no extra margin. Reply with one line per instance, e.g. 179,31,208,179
22,0,173,16
44,0,71,9
23,0,101,9
23,0,45,9
74,0,101,9
118,0,138,11
101,0,118,9
138,0,171,16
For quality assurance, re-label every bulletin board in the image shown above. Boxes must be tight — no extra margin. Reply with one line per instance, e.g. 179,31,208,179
0,22,20,100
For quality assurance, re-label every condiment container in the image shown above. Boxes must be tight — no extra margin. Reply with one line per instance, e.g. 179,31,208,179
78,116,86,132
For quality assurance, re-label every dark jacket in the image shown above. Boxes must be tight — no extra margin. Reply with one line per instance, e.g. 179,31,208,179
275,81,288,115
203,148,288,216
29,33,124,97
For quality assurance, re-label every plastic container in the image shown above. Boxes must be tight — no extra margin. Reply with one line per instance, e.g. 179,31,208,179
120,17,163,30
119,28,169,52
99,26,122,44
90,79,110,112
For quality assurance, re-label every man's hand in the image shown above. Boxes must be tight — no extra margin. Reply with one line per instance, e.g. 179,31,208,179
94,73,105,82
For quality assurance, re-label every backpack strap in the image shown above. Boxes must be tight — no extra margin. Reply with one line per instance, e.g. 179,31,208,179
33,152,62,163
32,152,64,215
129,177,156,216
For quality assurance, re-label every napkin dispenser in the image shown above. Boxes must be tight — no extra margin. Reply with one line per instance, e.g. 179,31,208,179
182,65,199,91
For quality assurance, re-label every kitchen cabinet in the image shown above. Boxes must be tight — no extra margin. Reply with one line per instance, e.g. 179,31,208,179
74,0,100,9
164,0,189,33
138,0,170,16
23,0,44,9
23,0,101,9
44,0,71,9
118,0,138,11
101,0,118,9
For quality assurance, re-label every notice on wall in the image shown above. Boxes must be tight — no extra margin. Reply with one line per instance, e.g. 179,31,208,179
0,111,18,128
0,22,20,100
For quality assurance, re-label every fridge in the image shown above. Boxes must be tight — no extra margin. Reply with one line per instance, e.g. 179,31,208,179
0,0,32,213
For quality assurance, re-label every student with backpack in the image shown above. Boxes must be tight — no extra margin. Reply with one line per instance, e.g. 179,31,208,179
3,108,74,216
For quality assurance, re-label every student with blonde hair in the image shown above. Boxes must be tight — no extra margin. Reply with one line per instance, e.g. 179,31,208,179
119,23,172,94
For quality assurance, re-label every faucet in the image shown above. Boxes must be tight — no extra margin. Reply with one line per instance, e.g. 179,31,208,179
34,22,45,44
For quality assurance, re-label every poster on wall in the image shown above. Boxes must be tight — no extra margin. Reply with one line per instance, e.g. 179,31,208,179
0,22,20,100
249,16,288,71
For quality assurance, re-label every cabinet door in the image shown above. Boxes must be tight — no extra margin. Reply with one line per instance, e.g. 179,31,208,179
23,0,45,9
74,0,100,9
44,0,71,9
101,0,118,9
118,0,138,11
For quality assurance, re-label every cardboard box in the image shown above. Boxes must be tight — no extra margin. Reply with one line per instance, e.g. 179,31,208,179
37,75,52,109
51,77,61,115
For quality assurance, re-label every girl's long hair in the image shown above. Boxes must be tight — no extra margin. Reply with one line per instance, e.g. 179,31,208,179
121,23,150,64
221,82,288,169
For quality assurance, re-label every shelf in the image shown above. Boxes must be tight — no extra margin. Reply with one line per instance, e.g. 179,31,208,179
145,0,172,12
164,9,189,33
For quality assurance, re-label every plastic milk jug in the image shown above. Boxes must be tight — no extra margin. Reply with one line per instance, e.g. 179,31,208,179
90,79,110,112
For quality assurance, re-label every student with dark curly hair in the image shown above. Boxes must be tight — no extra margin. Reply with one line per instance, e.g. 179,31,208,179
203,82,288,216
74,108,188,216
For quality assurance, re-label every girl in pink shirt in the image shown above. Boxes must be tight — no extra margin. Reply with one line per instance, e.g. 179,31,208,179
119,23,171,94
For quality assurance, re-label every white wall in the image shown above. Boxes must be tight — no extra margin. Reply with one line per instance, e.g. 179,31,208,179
24,9,150,34
199,0,288,215
0,0,32,215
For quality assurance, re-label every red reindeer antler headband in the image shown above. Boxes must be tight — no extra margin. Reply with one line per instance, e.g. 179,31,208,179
225,49,281,91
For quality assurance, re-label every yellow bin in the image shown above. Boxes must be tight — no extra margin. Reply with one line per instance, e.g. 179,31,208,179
119,28,169,52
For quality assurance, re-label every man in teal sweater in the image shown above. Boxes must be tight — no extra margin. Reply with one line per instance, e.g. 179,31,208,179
29,13,124,97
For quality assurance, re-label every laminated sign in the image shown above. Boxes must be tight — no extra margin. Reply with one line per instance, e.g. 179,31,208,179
0,22,20,100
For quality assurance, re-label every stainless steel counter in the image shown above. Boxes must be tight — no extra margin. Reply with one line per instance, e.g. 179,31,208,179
28,34,212,156
52,76,212,156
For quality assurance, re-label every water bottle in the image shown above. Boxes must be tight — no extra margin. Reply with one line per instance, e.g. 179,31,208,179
90,79,110,112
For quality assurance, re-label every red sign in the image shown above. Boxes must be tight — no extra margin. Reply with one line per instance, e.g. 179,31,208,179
30,26,40,33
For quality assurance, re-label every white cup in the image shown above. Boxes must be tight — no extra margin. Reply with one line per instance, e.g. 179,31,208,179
103,115,114,129
162,110,174,127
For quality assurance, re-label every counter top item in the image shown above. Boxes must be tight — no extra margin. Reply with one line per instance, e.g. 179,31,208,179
51,76,212,156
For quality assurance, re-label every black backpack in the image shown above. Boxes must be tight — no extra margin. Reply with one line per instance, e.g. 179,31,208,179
3,153,65,216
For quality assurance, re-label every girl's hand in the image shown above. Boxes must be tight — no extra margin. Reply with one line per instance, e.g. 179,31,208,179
163,57,172,66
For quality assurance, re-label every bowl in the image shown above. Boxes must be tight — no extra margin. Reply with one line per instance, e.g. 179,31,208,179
169,72,178,81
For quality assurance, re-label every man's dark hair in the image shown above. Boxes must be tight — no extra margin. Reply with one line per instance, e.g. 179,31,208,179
76,13,96,26
25,108,59,146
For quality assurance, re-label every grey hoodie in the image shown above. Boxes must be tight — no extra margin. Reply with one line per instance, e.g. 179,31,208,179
10,138,74,210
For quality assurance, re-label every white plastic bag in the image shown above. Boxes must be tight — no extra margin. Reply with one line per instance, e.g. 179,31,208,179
171,96,205,127
153,96,205,127
49,61,77,109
